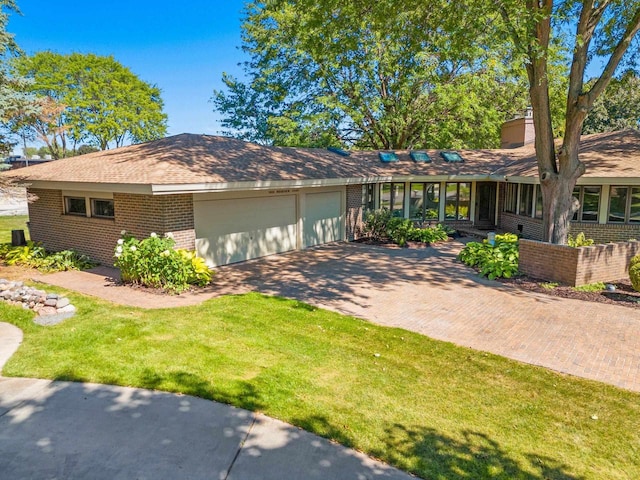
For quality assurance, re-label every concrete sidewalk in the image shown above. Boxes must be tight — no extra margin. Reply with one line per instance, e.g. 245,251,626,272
0,323,412,480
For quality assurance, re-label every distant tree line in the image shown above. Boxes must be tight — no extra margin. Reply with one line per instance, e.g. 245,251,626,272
0,1,168,160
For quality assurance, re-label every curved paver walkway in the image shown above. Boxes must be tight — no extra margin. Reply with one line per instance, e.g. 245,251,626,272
18,240,640,392
0,322,412,479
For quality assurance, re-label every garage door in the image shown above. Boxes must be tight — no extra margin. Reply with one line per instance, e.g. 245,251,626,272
194,195,297,267
303,191,342,248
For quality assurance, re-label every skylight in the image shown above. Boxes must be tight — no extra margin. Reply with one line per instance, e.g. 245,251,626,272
327,146,351,157
440,151,464,163
410,151,431,162
379,152,399,163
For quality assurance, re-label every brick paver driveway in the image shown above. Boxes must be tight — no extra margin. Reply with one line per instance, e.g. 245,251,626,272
215,241,640,392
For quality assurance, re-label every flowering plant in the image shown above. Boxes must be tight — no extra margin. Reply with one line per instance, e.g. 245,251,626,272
113,232,212,292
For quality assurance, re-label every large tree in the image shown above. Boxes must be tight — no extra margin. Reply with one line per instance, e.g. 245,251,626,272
13,51,167,157
582,70,640,133
213,0,564,149
495,0,640,243
0,0,37,156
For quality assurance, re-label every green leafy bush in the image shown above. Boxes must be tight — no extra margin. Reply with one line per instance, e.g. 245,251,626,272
629,254,640,292
458,234,519,280
362,209,392,241
0,241,96,272
363,209,450,246
114,232,213,293
567,232,595,247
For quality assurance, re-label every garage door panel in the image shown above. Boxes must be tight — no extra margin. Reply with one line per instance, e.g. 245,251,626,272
194,195,297,267
304,191,342,248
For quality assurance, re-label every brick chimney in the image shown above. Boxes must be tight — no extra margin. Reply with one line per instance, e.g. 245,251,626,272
500,107,535,149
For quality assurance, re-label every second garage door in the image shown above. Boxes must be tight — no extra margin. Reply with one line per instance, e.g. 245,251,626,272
303,191,342,247
194,195,297,267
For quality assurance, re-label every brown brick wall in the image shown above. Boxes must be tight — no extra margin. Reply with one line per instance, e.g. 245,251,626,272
498,212,544,240
346,185,363,240
571,222,640,244
27,188,195,266
519,238,640,286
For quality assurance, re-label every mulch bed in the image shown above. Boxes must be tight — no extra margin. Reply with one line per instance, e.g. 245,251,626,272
496,275,640,309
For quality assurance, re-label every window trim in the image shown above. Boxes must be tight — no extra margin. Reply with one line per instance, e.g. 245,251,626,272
64,196,88,216
445,182,471,221
90,198,115,219
572,185,601,223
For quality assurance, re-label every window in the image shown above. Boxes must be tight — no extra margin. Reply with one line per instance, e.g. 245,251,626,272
410,151,431,163
534,185,543,219
519,184,533,217
609,186,640,223
410,183,440,221
380,183,405,217
572,186,600,222
65,197,87,216
445,182,470,220
91,198,115,218
503,184,518,213
440,151,464,163
379,152,398,163
362,184,375,213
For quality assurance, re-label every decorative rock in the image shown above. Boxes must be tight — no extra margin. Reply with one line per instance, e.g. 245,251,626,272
37,306,57,316
57,304,76,314
0,278,77,325
55,297,70,309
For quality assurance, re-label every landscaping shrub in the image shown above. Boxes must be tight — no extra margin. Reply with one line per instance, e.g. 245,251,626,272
567,232,594,247
363,208,451,246
0,241,96,272
629,254,640,292
458,233,519,280
362,209,392,241
114,232,213,293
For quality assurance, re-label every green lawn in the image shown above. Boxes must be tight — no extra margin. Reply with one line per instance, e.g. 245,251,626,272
2,291,639,480
0,215,29,243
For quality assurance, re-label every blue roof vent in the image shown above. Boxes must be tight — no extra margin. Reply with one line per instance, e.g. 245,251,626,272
410,151,431,162
440,151,464,163
327,146,351,157
379,151,399,163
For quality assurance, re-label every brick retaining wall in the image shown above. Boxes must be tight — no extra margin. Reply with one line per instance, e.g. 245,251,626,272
519,238,640,286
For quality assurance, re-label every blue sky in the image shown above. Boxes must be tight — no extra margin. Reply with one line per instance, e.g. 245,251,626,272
8,0,249,138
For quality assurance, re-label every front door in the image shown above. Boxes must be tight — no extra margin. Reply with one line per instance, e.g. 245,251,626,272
475,182,497,228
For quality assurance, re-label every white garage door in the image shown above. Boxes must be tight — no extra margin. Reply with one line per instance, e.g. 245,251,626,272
303,191,342,248
194,195,297,267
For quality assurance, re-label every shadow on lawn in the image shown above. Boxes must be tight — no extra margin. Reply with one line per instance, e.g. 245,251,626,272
292,416,583,480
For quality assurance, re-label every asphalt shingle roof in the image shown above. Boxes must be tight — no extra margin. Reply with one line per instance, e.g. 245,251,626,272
4,129,640,187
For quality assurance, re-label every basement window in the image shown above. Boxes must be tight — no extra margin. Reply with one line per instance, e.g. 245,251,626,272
91,198,115,219
65,197,87,216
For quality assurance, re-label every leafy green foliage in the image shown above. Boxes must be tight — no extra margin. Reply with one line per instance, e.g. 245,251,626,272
0,240,96,272
458,233,519,280
363,209,449,247
0,0,39,157
567,232,595,247
213,1,538,149
572,282,606,293
583,71,640,134
114,232,213,293
629,254,640,292
12,51,167,156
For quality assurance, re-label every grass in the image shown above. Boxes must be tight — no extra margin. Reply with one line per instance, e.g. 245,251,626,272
0,215,29,243
540,282,559,290
2,291,639,480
